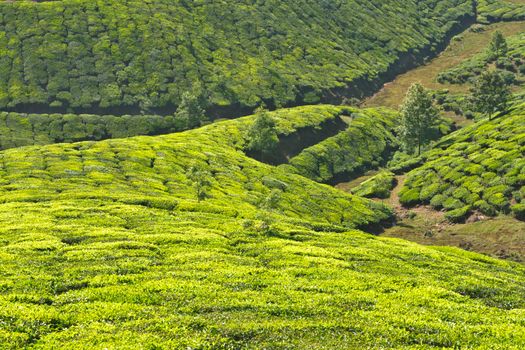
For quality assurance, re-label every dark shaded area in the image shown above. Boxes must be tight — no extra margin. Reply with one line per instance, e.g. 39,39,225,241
246,115,349,165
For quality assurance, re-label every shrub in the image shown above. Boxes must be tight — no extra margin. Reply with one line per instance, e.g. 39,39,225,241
511,203,525,220
445,206,471,223
399,188,422,207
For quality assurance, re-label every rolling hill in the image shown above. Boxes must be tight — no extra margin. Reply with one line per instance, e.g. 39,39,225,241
1,107,525,349
0,0,474,117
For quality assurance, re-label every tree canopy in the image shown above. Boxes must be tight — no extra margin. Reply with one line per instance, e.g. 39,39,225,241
399,83,439,155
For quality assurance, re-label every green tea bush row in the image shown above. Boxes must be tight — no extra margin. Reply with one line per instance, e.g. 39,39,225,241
0,0,473,113
351,170,396,199
399,105,525,219
286,108,399,183
0,111,185,150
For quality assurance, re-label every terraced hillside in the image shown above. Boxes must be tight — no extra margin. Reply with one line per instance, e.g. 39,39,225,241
1,107,525,349
399,103,525,221
0,0,474,116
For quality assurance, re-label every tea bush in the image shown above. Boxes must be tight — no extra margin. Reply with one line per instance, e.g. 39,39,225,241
400,103,525,218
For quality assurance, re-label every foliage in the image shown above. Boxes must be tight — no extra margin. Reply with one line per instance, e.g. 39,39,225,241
437,30,525,86
351,170,396,199
469,70,511,119
399,83,440,155
477,0,525,23
400,103,525,217
286,108,399,183
0,0,474,113
187,162,212,202
0,111,184,150
0,106,524,348
246,109,279,163
487,31,509,61
174,85,209,129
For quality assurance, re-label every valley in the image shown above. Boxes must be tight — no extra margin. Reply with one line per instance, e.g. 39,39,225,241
1,0,525,349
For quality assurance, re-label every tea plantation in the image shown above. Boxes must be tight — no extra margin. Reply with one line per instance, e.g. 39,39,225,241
1,0,525,349
1,107,525,348
0,0,473,115
399,103,525,221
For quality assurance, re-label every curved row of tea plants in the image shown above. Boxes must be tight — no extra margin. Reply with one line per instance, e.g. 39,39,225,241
1,107,525,348
478,0,525,23
399,103,525,221
0,111,186,150
0,0,473,115
283,108,399,184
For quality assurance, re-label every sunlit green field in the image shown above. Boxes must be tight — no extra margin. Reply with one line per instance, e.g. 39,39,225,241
0,106,524,349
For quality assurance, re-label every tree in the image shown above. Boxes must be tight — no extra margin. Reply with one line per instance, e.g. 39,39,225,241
246,108,279,162
487,31,508,62
186,163,212,202
469,70,511,120
399,83,439,155
175,84,208,130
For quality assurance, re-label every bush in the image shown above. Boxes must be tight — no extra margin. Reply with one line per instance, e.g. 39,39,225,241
445,206,471,223
399,188,422,207
511,203,525,220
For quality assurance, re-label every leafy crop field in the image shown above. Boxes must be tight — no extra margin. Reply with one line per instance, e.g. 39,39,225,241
0,0,473,115
1,108,525,349
400,103,525,221
284,108,399,184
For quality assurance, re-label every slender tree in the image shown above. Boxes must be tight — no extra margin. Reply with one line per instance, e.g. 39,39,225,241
187,163,212,202
469,70,511,120
487,31,508,62
246,108,279,162
175,84,208,130
399,83,439,155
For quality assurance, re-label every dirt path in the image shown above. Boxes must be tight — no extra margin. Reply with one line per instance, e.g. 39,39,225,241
364,21,525,111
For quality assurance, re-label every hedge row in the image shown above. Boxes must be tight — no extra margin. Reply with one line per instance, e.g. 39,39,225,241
0,111,184,150
285,108,399,183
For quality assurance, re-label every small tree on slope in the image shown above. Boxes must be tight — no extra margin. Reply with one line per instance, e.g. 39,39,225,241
246,108,279,162
487,31,508,62
469,70,511,120
187,163,212,202
399,83,439,155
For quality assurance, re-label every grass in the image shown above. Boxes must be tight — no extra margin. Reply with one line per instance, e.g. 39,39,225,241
364,20,525,112
383,214,525,262
0,106,525,348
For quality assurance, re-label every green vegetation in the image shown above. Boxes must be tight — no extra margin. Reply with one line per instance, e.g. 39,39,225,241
478,0,525,23
437,30,525,86
1,106,525,348
2,1,525,348
246,109,279,163
0,0,473,114
488,31,509,60
399,103,525,218
399,83,440,155
0,111,184,150
351,170,396,199
285,108,399,183
469,70,512,119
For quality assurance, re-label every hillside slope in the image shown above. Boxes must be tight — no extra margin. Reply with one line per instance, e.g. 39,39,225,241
1,108,525,348
0,0,474,116
399,103,525,220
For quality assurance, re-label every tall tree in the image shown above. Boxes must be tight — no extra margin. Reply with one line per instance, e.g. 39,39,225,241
175,84,208,130
246,108,279,162
399,83,439,155
469,70,511,120
487,31,508,62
